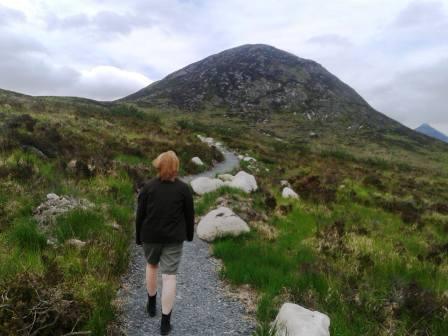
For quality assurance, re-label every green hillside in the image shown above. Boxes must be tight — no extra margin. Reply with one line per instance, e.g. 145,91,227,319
1,44,447,335
0,94,222,335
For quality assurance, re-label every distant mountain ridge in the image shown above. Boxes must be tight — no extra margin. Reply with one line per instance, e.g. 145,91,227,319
415,123,448,143
121,44,402,131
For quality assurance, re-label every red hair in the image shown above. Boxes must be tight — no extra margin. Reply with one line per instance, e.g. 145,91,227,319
153,150,179,181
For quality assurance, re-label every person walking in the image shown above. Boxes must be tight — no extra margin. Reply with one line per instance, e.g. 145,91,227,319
135,150,195,335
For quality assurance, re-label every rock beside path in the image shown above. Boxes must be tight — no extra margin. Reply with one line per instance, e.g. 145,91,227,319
190,171,258,195
225,171,257,193
217,173,234,182
197,206,250,242
273,303,330,336
191,177,224,195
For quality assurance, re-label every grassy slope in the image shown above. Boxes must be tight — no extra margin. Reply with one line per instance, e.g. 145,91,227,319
173,109,448,335
0,97,221,335
1,92,447,335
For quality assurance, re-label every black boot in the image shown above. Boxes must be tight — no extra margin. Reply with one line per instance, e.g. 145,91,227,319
160,311,172,335
146,293,156,317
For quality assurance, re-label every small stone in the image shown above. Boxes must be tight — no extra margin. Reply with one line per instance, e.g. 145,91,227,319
66,238,86,248
280,180,290,187
46,193,59,201
191,157,204,165
282,187,299,199
108,222,122,230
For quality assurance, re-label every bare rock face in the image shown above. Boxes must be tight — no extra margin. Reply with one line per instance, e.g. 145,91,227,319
273,303,330,336
197,206,250,242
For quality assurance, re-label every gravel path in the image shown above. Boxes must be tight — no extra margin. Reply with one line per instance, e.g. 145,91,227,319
116,142,256,336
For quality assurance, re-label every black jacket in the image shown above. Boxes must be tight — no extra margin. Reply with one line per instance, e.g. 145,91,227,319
135,177,195,244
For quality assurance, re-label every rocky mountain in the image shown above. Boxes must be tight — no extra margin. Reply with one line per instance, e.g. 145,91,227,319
415,123,448,143
122,44,401,130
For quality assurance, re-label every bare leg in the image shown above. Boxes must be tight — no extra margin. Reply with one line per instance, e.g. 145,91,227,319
161,274,176,314
146,263,158,296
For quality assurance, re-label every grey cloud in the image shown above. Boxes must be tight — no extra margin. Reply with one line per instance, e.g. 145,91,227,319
0,4,26,26
46,13,89,30
0,54,79,96
367,58,448,128
393,1,446,27
46,10,153,37
0,32,46,56
306,34,352,47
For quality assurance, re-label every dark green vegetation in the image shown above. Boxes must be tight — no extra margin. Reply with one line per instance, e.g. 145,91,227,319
2,44,448,335
185,109,448,336
0,92,222,335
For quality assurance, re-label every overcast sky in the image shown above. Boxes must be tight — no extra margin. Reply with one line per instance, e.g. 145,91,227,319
0,0,447,133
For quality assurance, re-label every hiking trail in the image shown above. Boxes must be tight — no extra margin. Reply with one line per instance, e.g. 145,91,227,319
116,143,256,335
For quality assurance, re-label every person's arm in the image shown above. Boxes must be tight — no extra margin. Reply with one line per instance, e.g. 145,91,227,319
183,185,195,242
135,188,148,245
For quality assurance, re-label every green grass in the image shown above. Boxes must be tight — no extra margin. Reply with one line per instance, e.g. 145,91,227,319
54,209,106,243
211,189,448,335
195,186,247,215
7,217,47,251
213,204,321,321
114,153,150,165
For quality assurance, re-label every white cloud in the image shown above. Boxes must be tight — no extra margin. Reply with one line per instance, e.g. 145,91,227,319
76,65,152,100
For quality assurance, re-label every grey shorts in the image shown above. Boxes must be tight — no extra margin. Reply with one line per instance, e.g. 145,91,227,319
142,242,183,275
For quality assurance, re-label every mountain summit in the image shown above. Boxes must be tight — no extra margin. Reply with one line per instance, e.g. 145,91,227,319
415,123,448,143
123,44,396,128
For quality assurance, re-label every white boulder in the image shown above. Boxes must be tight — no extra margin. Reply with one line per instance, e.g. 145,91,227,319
190,177,224,195
282,187,299,199
224,171,257,193
191,157,204,166
273,303,330,336
197,207,250,242
217,173,234,182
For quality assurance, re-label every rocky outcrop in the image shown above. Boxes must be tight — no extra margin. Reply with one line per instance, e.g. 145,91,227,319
33,193,93,226
197,207,250,242
122,44,398,131
273,303,330,336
